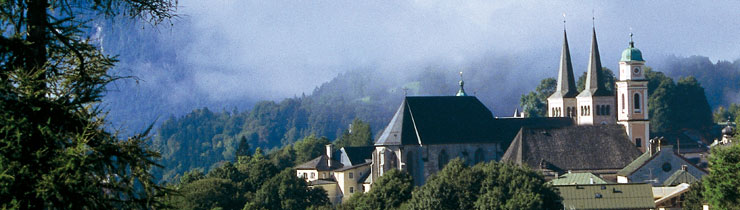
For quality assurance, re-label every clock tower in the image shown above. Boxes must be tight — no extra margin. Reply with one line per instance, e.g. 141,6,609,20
616,34,650,152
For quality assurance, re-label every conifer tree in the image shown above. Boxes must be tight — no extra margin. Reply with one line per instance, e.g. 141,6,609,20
0,0,176,208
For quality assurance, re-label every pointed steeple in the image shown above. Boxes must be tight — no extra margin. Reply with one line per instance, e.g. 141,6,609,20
579,27,611,97
550,29,578,99
456,71,468,96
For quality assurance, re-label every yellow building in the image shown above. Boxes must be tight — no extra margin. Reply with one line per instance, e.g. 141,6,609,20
295,145,373,205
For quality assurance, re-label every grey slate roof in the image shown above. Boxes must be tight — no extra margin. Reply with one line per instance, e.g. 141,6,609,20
376,96,496,145
375,96,574,146
339,146,374,166
549,29,579,99
295,155,344,170
501,125,642,172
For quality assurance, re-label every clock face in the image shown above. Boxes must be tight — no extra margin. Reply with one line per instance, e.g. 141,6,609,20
633,67,640,74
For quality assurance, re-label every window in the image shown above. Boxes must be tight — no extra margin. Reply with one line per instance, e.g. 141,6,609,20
302,173,307,179
438,150,449,170
634,93,641,113
606,105,610,115
635,138,642,148
349,172,354,179
595,105,600,116
350,187,354,193
311,172,315,179
622,94,625,112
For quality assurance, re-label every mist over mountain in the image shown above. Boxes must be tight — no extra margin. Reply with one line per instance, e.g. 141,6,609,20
99,1,740,134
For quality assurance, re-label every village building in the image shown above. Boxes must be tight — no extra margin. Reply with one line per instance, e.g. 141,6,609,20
617,144,707,186
556,183,656,210
295,145,372,204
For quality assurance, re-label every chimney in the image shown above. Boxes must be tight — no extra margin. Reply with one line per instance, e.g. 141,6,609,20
589,177,594,184
681,165,688,171
326,144,333,167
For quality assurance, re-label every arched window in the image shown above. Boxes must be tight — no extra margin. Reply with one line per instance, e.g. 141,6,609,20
595,105,600,116
438,150,449,170
606,105,610,115
387,151,398,170
474,148,485,164
634,93,641,113
406,152,414,176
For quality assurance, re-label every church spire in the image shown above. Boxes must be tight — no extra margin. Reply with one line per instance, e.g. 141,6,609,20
456,71,468,96
553,28,577,98
579,27,610,97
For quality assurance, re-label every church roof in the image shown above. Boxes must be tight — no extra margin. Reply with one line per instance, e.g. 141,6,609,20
295,155,344,171
340,146,374,166
375,96,574,146
577,28,613,98
375,96,495,145
501,125,642,172
549,29,578,99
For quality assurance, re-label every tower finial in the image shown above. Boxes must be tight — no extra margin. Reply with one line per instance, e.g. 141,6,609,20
591,9,595,28
456,71,468,96
629,32,635,48
562,13,566,30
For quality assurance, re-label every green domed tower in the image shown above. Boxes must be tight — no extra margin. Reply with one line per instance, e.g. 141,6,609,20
616,33,650,153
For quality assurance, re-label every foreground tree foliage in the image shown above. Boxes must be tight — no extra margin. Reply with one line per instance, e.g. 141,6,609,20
704,143,740,210
682,181,705,210
402,159,562,210
0,0,175,208
342,169,414,210
166,149,329,210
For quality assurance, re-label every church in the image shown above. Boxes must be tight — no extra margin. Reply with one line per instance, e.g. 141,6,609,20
296,26,658,204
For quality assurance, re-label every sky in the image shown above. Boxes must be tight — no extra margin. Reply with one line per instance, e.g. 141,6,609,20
102,0,740,130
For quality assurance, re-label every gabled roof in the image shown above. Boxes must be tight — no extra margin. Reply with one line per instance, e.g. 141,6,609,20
617,152,652,176
663,169,699,186
375,96,575,146
617,146,708,176
334,162,371,172
501,125,642,172
376,96,495,145
557,183,655,210
340,146,374,166
550,172,607,185
295,155,344,171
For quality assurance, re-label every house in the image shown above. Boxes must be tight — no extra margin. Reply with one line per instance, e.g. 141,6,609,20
557,183,655,210
295,145,372,204
617,145,707,186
